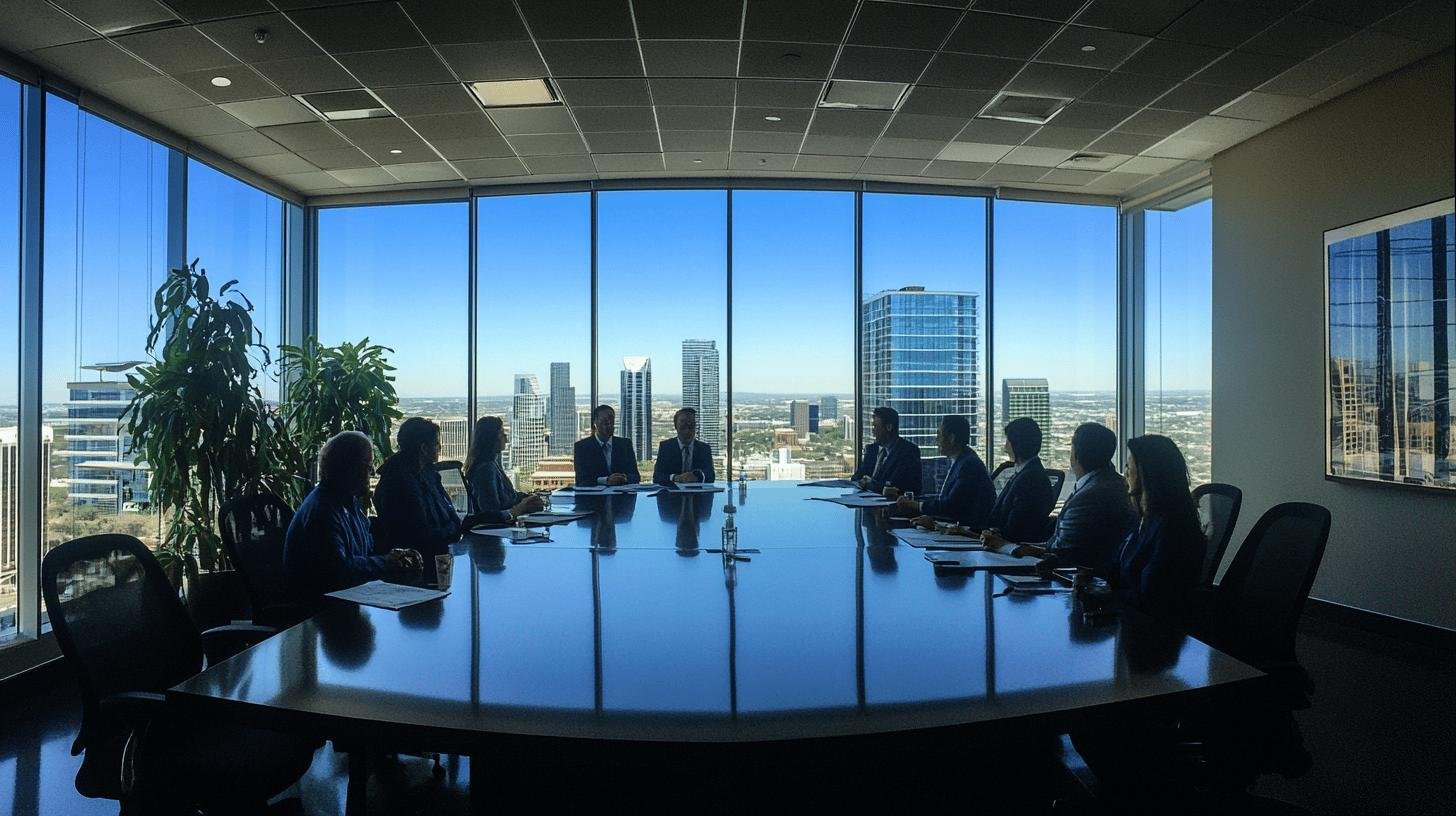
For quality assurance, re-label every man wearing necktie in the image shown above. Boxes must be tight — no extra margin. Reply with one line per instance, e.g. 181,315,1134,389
572,404,641,486
653,407,717,486
851,406,923,495
898,414,994,528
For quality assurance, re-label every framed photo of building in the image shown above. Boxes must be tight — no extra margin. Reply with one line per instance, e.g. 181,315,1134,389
1325,198,1454,491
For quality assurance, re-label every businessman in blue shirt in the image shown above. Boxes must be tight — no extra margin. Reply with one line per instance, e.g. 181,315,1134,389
653,407,717,486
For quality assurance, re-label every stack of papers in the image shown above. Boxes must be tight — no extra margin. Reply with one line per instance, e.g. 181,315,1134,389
809,493,895,508
669,483,726,492
568,484,661,496
518,509,592,524
799,479,857,488
923,549,1040,571
324,580,449,610
473,528,552,543
891,528,983,549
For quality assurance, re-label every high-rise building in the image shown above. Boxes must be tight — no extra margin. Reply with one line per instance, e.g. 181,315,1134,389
2,426,52,619
1002,378,1052,437
820,396,839,421
681,340,721,450
861,287,979,455
809,404,820,434
62,364,151,512
510,374,547,481
438,417,469,462
548,362,577,455
789,400,811,437
620,356,652,460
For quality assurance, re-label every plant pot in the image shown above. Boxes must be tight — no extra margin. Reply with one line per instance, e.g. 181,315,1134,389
185,569,252,630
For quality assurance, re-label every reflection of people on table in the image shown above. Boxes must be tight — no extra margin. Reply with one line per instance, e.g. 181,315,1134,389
313,605,378,670
652,407,717,486
575,493,637,551
284,431,421,604
852,406,922,494
657,491,712,555
573,404,641,486
986,417,1058,542
374,417,486,562
464,416,545,523
1109,435,1207,624
899,414,995,528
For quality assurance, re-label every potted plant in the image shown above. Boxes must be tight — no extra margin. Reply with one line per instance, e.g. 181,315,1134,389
122,261,286,622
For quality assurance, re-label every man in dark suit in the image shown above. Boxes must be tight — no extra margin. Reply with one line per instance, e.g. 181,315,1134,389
983,422,1135,569
851,406,923,495
987,416,1059,542
572,404,641,487
897,414,995,528
652,407,717,486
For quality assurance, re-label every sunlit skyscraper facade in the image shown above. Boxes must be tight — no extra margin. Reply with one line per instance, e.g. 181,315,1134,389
511,374,546,481
621,357,652,461
681,340,721,450
549,362,576,454
1002,378,1052,436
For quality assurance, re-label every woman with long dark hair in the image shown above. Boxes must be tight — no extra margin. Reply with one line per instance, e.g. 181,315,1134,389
464,416,545,523
1113,434,1207,622
373,417,479,559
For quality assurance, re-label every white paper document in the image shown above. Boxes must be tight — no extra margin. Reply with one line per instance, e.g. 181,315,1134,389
472,527,552,542
324,580,449,610
566,484,660,496
923,549,1040,570
799,479,857,488
518,510,592,523
891,528,983,549
669,483,726,492
809,495,895,508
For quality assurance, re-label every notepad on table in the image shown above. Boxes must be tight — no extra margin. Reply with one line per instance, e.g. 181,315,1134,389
799,479,857,488
325,580,449,611
923,549,1039,571
891,528,983,549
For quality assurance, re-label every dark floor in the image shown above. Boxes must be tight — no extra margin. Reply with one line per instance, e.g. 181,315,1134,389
2,614,1452,816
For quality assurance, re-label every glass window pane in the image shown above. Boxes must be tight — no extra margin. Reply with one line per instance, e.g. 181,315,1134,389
1144,198,1212,484
596,191,727,477
993,200,1117,484
476,192,590,489
1,77,20,637
862,193,988,489
317,202,468,446
41,97,170,576
732,190,855,481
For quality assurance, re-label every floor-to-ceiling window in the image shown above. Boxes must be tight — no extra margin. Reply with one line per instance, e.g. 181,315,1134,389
731,190,855,481
596,191,728,476
862,193,988,493
476,192,591,489
316,202,469,455
993,200,1118,487
1,77,22,638
1144,197,1213,484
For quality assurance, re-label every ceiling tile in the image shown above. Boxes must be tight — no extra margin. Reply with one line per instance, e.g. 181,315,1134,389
31,40,160,84
808,109,893,138
738,41,838,80
937,142,1015,162
113,26,239,74
1191,51,1300,89
98,76,208,113
1049,101,1137,130
454,157,529,178
556,79,653,107
50,0,177,35
572,106,658,132
1082,71,1178,107
373,85,479,117
0,0,98,53
649,78,737,106
919,52,1023,90
848,2,962,50
437,42,549,82
1118,108,1202,135
800,134,876,155
217,95,318,127
869,138,947,160
1052,151,1130,170
861,156,931,175
955,118,1037,143
665,151,730,171
657,106,735,130
594,152,666,172
633,0,745,39
251,56,356,94
1371,0,1456,44
332,116,420,146
256,122,351,152
1242,14,1359,58
1073,0,1202,37
1037,26,1151,70
1300,0,1412,27
899,87,992,118
328,167,398,187
641,40,740,78
520,0,635,39
509,133,589,155
1007,63,1107,97
1039,168,1101,186
1023,126,1103,149
275,170,346,191
661,130,732,151
538,40,644,77
295,146,375,170
176,65,274,103
164,1,272,22
730,152,797,171
430,136,516,159
795,154,865,173
1160,1,1289,49
1002,146,1075,167
1117,39,1227,79
1256,59,1350,97
386,161,463,182
360,139,436,165
884,113,971,141
1213,90,1319,121
974,0,1085,21
736,80,824,108
732,131,806,152
743,0,857,44
402,0,528,45
198,13,323,63
980,163,1049,183
1112,155,1186,174
583,131,662,153
237,152,318,176
486,106,577,135
288,3,425,53
1086,130,1161,153
194,130,286,159
735,107,812,131
923,159,991,179
1172,114,1268,143
406,112,502,140
1150,81,1245,113
336,48,456,88
148,105,250,136
945,12,1061,59
522,155,598,174
1142,134,1217,160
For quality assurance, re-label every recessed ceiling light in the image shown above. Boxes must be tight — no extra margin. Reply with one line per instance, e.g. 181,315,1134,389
1081,45,1097,52
210,76,232,87
469,78,558,108
389,148,404,155
763,115,782,122
692,159,703,164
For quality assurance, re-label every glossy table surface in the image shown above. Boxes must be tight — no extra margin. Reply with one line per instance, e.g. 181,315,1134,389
170,483,1264,744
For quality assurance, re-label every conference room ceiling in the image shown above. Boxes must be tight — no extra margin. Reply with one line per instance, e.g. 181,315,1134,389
3,0,1450,200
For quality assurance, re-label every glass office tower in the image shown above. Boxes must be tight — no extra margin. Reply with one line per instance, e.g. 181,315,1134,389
620,357,652,462
681,340,721,451
510,374,547,484
1002,378,1052,435
861,287,980,455
548,362,577,455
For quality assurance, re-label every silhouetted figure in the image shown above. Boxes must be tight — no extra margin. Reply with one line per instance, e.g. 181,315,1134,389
1111,435,1207,623
987,417,1058,542
851,406,922,494
652,407,717,486
375,418,487,569
464,416,545,523
899,414,995,528
573,404,641,486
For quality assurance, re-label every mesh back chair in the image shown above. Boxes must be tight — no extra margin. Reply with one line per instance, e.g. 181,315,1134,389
920,457,952,497
1046,468,1066,498
218,492,309,629
435,459,475,514
990,461,1015,493
1192,483,1243,587
41,534,315,809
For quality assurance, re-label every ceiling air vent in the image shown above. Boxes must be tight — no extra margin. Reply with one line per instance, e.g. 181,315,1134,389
1059,153,1126,171
469,78,559,108
978,92,1072,125
819,79,910,111
296,89,391,121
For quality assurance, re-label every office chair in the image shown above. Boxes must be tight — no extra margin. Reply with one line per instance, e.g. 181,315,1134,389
434,459,477,514
1192,483,1243,587
219,492,310,629
990,460,1015,493
1045,468,1066,498
42,534,316,813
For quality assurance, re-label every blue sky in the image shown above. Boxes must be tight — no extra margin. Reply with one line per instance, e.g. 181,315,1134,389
6,85,1213,406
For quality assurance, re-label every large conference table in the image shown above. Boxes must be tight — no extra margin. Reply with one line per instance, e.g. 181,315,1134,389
169,482,1266,809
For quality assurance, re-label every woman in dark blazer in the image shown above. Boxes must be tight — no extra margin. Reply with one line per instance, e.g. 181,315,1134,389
985,417,1058,541
1111,434,1207,623
464,416,545,524
373,417,478,559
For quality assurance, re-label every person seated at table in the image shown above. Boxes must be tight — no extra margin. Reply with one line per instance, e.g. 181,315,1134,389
1111,434,1207,623
463,416,545,524
981,422,1135,570
897,414,994,528
283,430,421,602
374,417,485,559
851,406,922,495
986,416,1058,541
573,404,641,486
652,407,716,486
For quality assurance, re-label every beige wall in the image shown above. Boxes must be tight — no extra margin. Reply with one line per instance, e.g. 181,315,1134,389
1211,50,1454,629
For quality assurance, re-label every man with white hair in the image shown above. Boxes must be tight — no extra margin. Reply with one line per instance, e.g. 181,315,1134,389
284,430,422,602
